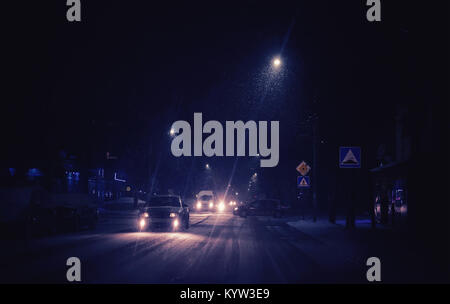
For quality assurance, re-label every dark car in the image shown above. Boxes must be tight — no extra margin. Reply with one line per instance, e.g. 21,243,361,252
48,193,99,232
232,201,243,215
24,194,98,236
237,199,283,218
53,205,98,232
26,204,98,235
1,187,99,238
137,195,189,231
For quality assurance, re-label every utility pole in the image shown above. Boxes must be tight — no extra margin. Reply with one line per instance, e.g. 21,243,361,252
312,115,318,222
300,111,319,222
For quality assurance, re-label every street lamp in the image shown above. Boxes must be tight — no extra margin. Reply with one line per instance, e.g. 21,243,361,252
272,57,281,68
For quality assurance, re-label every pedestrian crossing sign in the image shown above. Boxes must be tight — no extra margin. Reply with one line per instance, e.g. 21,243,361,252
297,176,310,188
339,147,361,168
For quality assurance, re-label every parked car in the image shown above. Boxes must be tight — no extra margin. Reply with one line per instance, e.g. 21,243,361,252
0,187,99,238
27,193,99,234
237,199,283,218
232,201,244,215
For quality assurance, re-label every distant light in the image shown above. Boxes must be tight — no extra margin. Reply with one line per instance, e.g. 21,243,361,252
205,164,210,169
26,168,43,178
139,219,146,229
273,57,281,67
170,128,176,136
126,186,131,192
173,219,179,228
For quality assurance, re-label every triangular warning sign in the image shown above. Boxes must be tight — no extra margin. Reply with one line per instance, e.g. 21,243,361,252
342,149,359,165
299,178,308,186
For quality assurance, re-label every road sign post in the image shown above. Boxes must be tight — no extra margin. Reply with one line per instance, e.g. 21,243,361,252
339,146,361,229
296,161,313,220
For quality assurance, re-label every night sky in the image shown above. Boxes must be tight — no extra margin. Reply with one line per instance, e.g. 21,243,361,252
2,1,448,198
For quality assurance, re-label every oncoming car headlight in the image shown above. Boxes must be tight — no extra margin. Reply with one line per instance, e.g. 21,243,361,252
196,202,202,209
142,212,149,218
139,218,146,229
209,202,214,208
169,212,177,218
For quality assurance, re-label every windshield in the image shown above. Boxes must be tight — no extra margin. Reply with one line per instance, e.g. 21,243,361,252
199,195,213,201
146,197,180,207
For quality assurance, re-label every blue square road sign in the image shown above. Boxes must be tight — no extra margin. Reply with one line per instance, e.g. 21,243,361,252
297,176,311,188
339,147,361,168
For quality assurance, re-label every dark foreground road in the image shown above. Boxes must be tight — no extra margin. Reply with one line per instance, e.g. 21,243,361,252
0,212,441,283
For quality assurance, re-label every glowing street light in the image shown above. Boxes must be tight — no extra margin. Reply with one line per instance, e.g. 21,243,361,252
205,163,210,170
169,128,176,136
272,57,281,68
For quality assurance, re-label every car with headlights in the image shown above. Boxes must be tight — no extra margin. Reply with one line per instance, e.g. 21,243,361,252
228,199,238,208
232,201,243,215
138,195,189,231
214,198,237,213
194,191,216,212
237,199,283,218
